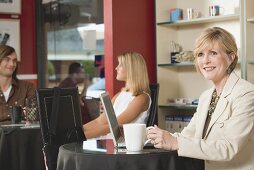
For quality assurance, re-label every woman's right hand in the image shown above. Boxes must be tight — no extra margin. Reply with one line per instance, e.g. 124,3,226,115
99,101,104,114
146,125,178,150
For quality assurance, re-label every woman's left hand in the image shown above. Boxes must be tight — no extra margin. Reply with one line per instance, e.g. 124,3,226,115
146,125,178,150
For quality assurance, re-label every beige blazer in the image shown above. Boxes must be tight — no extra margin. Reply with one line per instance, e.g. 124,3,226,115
175,72,254,170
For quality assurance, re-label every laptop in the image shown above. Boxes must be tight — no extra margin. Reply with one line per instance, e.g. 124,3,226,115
100,92,126,148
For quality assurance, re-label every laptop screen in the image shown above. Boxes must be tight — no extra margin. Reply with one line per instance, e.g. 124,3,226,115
100,92,121,146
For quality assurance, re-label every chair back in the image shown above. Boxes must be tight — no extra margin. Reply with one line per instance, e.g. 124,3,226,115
146,84,160,127
36,87,86,170
81,96,100,120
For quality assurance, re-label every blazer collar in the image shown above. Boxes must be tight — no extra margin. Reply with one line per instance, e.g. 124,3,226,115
220,72,240,98
197,89,213,138
204,72,240,138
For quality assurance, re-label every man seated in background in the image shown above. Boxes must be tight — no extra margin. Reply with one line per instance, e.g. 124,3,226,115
59,62,91,123
0,45,36,122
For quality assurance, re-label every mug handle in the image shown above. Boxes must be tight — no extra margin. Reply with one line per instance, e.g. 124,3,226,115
144,139,152,146
144,126,155,145
193,11,199,18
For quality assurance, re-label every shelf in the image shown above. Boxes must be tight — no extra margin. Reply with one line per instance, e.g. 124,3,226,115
159,104,197,110
248,59,254,64
247,18,254,23
158,60,241,68
155,0,247,129
158,62,195,67
157,14,239,26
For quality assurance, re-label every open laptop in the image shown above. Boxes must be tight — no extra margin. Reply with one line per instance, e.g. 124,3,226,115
100,92,126,148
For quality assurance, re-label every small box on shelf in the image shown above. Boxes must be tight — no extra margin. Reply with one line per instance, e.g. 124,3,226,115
183,115,193,128
168,98,198,105
170,8,183,22
170,52,180,64
165,115,193,133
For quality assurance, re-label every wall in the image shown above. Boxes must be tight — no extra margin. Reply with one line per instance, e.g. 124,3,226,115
0,0,37,85
1,0,156,90
104,0,156,96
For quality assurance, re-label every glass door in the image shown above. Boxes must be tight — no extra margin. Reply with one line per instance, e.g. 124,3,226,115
41,0,105,97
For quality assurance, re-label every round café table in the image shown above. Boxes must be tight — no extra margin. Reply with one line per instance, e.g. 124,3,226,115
57,139,204,170
0,122,45,170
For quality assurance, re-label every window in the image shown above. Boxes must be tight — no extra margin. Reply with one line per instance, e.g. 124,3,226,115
43,0,104,97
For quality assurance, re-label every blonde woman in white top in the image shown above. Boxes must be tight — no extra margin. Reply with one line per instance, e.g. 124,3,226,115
83,52,151,139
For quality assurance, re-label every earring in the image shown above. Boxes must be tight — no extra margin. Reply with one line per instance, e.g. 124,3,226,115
226,66,232,74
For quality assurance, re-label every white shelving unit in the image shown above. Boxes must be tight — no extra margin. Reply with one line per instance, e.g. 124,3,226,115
159,103,197,110
157,14,239,26
158,62,194,67
248,59,254,64
247,18,254,23
245,0,254,83
155,0,251,130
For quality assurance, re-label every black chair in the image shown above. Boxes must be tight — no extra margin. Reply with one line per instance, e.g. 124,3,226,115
36,87,86,170
81,96,101,120
146,84,160,127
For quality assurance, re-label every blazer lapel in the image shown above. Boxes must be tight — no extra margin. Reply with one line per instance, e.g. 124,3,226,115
196,89,213,138
204,72,240,138
205,98,228,136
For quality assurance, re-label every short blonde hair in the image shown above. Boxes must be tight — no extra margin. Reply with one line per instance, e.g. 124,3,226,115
118,52,150,96
193,27,238,74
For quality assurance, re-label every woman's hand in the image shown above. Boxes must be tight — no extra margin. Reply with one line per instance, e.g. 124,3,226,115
146,125,178,150
99,101,105,114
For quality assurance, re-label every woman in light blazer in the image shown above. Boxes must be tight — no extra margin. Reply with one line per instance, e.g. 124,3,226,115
147,27,254,170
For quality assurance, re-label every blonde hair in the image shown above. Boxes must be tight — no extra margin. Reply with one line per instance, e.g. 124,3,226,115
118,52,150,96
193,27,238,74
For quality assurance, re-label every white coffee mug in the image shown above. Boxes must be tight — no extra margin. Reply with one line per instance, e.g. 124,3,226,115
209,5,224,16
186,8,199,20
123,123,151,152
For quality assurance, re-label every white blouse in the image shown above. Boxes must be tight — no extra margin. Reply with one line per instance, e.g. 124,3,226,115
113,91,151,124
3,85,12,101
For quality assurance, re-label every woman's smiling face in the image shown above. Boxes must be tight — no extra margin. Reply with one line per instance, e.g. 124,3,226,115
196,42,233,84
0,52,17,78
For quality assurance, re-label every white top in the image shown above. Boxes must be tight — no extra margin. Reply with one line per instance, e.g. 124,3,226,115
3,85,12,101
113,91,151,124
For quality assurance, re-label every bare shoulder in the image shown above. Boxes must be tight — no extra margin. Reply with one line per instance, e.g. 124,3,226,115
112,92,121,103
129,93,150,112
133,93,150,103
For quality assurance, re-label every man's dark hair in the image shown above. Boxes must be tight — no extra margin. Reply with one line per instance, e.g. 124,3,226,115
0,44,18,80
68,62,83,74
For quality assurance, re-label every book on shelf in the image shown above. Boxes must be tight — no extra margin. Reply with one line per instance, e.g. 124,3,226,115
165,115,193,133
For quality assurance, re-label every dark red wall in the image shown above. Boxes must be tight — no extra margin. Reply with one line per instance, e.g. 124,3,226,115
1,0,156,89
104,0,156,96
0,0,37,84
19,0,37,75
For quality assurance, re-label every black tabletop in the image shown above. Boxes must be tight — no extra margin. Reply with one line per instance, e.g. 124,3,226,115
0,123,46,170
57,139,204,170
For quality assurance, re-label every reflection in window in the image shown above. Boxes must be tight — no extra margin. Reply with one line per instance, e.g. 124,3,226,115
43,0,104,97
